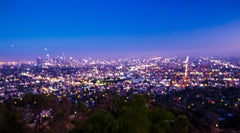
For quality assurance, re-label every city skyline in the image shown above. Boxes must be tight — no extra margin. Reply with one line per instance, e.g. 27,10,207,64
1,0,240,61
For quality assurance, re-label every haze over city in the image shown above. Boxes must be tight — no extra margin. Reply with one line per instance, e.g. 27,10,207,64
1,0,240,61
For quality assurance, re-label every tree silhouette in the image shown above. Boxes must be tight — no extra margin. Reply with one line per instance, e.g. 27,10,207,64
0,103,31,133
71,94,189,133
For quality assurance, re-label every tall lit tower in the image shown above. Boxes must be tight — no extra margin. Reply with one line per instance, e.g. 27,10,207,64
36,57,44,66
183,56,189,88
43,48,50,63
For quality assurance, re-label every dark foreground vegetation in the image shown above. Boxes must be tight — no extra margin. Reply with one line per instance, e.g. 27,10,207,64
0,93,188,133
0,87,240,133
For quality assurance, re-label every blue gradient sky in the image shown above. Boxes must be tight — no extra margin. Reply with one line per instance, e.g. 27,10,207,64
0,0,240,61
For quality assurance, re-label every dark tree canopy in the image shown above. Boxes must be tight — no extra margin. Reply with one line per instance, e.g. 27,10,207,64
71,94,189,133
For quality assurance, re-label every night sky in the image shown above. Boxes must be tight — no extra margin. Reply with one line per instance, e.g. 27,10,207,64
1,0,240,61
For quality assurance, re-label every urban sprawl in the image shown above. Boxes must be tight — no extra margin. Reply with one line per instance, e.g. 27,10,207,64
0,56,240,130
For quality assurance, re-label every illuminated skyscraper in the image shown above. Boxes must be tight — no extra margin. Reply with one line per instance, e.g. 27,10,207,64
36,57,44,66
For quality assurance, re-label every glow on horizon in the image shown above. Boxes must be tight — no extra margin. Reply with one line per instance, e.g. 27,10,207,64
0,1,240,61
